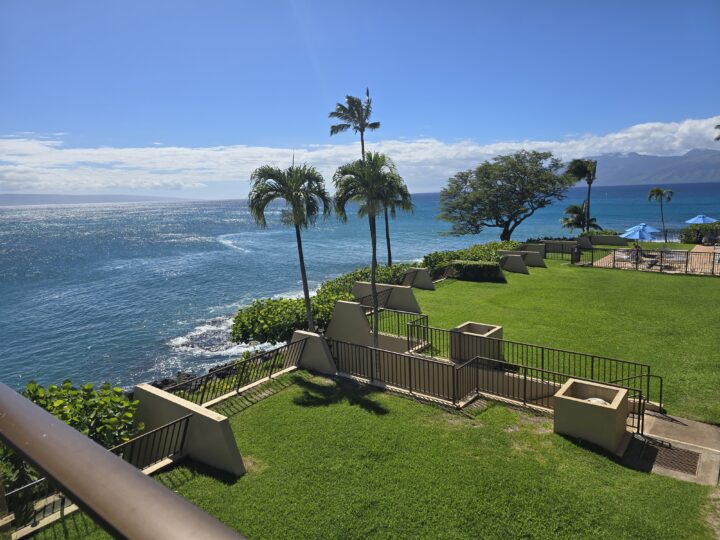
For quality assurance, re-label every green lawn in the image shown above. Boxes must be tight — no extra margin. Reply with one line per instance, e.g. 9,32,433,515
415,260,720,423
32,372,714,539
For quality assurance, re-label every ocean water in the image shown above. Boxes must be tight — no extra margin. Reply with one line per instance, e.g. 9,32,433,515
1,183,718,388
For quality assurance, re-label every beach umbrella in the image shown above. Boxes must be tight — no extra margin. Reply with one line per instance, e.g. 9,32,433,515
620,228,656,241
685,215,718,224
625,223,661,233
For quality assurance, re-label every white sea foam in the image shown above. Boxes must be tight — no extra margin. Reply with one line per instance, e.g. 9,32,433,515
216,233,250,253
167,315,275,359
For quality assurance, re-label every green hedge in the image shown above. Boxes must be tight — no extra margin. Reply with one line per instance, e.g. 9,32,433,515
679,224,720,244
422,241,519,278
231,263,413,344
439,260,506,282
579,229,619,237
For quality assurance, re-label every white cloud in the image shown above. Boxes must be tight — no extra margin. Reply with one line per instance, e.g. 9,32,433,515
1,115,718,196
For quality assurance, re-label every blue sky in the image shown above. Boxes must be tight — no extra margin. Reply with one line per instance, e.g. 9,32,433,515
1,0,718,198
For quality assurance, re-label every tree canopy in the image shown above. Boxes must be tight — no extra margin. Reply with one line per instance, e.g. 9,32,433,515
439,150,576,240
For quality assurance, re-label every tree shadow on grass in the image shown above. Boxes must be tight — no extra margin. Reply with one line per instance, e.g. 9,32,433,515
291,375,389,416
158,459,239,490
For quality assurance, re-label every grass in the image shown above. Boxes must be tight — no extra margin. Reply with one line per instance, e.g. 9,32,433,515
32,372,714,539
415,260,720,423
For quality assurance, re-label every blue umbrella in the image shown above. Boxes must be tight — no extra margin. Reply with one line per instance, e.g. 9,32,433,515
685,215,718,224
625,223,661,233
620,228,656,241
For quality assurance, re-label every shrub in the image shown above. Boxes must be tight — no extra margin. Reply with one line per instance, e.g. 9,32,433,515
579,229,620,237
439,260,506,283
422,241,519,278
231,263,413,344
679,223,720,244
22,380,143,448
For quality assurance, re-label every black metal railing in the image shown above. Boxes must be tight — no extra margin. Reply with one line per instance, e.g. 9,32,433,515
110,413,191,470
582,247,719,276
327,338,456,402
164,339,307,405
365,308,429,337
406,324,662,408
542,241,578,260
4,477,68,533
355,288,393,313
456,356,646,433
4,413,193,533
326,338,645,433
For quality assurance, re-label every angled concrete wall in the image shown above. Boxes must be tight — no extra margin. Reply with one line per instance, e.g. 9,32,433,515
291,330,337,375
351,282,422,313
499,254,529,274
517,243,546,257
497,250,546,268
133,384,245,476
589,234,628,246
325,301,409,353
402,267,436,290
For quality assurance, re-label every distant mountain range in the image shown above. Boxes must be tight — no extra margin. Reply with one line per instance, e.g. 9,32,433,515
593,149,720,186
0,194,189,206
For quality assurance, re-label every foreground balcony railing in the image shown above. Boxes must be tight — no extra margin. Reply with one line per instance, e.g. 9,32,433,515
0,382,243,539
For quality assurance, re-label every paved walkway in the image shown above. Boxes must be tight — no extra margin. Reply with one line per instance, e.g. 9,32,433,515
637,412,720,485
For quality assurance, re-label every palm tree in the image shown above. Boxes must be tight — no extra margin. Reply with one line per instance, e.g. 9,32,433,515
334,152,397,348
328,88,381,160
715,124,720,141
249,164,331,332
566,159,598,232
560,203,602,232
380,173,413,266
647,187,674,243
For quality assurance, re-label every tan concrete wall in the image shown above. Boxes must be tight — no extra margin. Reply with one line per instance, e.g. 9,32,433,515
553,379,629,455
497,250,546,268
378,333,411,353
499,254,529,274
576,236,593,249
351,282,422,313
291,330,337,375
449,322,504,362
590,234,628,246
133,384,245,476
403,267,435,290
325,301,373,347
517,243,546,257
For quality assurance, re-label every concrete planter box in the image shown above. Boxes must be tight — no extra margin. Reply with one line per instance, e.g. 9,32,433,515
450,321,503,362
553,379,630,455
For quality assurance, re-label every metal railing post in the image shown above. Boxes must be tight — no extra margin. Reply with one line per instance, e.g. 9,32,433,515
522,367,528,404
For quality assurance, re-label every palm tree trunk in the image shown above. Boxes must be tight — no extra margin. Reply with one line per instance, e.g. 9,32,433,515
368,213,379,349
360,131,365,161
294,224,315,332
660,199,667,243
585,181,592,232
384,206,392,266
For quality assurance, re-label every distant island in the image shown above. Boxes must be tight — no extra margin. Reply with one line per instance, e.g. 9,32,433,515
0,194,190,206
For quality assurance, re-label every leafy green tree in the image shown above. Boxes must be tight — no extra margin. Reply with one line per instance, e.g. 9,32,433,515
566,159,597,232
648,187,674,243
440,150,575,241
249,164,331,331
328,88,381,159
380,173,413,266
560,202,602,232
334,152,397,348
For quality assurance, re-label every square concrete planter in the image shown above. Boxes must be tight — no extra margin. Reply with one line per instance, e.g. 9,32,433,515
553,379,630,455
449,321,503,362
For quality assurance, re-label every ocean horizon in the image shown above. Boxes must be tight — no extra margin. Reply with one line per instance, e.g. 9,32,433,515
1,181,718,389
